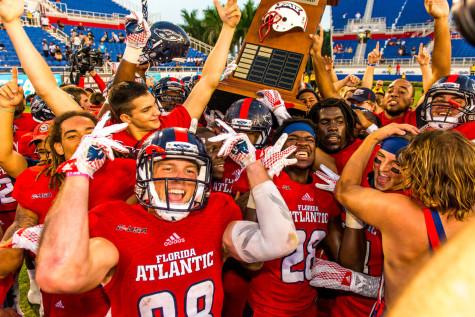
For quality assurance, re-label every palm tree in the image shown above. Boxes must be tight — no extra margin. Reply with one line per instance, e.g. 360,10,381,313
180,9,205,42
235,0,257,50
202,6,223,45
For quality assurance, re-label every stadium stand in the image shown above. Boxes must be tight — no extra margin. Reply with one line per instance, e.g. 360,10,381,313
452,39,475,58
53,0,129,15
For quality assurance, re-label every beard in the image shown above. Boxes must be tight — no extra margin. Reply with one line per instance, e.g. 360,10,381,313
386,107,407,117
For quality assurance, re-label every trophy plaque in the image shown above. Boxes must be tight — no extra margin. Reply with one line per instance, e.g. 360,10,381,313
210,0,339,111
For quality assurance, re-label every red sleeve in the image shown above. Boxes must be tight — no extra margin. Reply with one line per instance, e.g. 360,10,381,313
221,193,243,224
159,106,192,129
406,110,417,126
92,73,106,92
78,76,85,88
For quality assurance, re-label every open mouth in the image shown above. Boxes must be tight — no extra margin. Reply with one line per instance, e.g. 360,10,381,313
376,173,390,186
295,151,309,159
168,188,185,203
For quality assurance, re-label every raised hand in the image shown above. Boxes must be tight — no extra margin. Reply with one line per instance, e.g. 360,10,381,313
259,133,297,178
214,0,241,29
0,0,24,24
256,89,291,126
12,224,44,255
0,67,23,112
124,11,151,49
322,56,334,72
424,0,450,19
345,74,361,87
58,111,129,178
416,43,431,66
367,42,382,65
209,119,256,168
309,27,324,58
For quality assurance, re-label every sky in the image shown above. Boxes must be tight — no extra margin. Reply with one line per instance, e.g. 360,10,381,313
130,0,332,29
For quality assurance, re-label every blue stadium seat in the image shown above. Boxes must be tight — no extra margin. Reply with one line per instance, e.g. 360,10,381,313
56,0,129,15
333,40,358,60
332,0,367,30
452,39,475,58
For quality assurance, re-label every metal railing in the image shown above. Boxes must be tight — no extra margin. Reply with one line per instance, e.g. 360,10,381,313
46,0,126,24
189,37,213,55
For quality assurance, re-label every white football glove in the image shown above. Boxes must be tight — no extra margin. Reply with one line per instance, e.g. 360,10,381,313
222,60,237,80
209,119,256,169
256,89,291,126
124,11,151,49
315,164,340,192
58,112,129,178
12,224,44,255
310,258,381,298
259,133,297,178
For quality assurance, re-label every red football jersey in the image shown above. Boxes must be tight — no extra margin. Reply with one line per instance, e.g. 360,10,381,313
376,110,417,127
453,121,475,140
248,171,341,316
0,168,17,231
13,113,37,143
88,193,242,317
12,159,135,317
113,105,192,149
331,139,363,174
13,159,136,223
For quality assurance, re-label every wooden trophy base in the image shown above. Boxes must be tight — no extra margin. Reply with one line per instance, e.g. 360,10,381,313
209,0,330,112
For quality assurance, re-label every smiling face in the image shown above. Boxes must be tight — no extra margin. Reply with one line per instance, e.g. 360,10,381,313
54,116,95,160
429,92,466,118
283,130,316,169
153,159,198,205
373,149,403,191
125,92,161,131
317,107,348,153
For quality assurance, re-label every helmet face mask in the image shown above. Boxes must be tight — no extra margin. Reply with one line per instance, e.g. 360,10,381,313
224,98,273,148
30,96,55,123
136,129,211,222
418,75,475,130
153,77,186,112
259,1,307,42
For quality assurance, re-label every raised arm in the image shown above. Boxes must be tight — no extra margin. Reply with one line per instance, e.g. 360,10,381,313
416,43,433,93
0,68,28,178
361,42,382,89
183,0,241,119
310,29,340,99
425,0,451,87
335,124,419,229
0,0,81,115
36,116,127,293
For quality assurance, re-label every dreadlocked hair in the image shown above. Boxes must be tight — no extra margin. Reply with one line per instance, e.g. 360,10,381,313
398,130,475,221
308,98,357,145
40,111,98,189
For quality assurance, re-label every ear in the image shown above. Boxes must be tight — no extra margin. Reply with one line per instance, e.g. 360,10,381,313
54,142,64,156
119,113,132,124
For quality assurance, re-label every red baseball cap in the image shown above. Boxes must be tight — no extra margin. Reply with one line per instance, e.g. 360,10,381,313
28,120,52,146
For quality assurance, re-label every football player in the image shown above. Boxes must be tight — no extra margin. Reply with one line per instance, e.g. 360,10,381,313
335,123,475,314
36,124,299,316
417,74,475,140
152,77,187,113
246,119,342,317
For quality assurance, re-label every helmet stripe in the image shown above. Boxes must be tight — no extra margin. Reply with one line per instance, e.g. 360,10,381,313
446,74,459,83
173,128,189,142
239,98,253,119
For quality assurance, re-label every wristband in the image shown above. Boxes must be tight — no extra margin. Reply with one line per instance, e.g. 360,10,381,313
345,211,365,229
123,46,142,64
66,172,90,178
366,124,379,134
367,63,377,67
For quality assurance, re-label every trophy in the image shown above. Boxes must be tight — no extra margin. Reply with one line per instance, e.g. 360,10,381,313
210,0,339,111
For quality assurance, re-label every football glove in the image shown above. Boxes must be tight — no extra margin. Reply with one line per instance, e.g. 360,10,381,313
315,164,340,192
125,11,151,49
256,89,291,126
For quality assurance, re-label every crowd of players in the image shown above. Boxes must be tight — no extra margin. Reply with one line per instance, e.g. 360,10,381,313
0,0,474,316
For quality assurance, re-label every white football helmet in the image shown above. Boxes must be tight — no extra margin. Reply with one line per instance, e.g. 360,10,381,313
259,1,308,42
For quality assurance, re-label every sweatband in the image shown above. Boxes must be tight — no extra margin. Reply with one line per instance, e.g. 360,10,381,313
123,46,142,64
380,137,410,155
283,122,316,138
